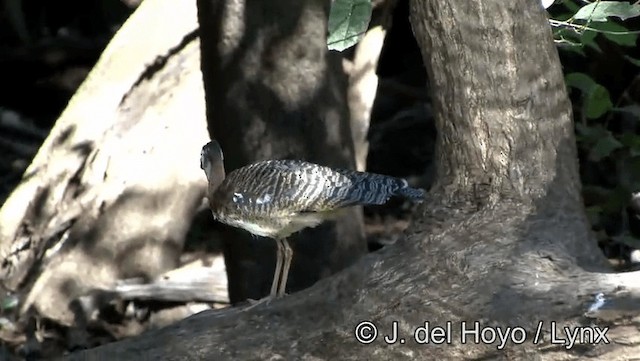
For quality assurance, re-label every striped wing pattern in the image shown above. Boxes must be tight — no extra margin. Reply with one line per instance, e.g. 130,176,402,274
210,160,424,220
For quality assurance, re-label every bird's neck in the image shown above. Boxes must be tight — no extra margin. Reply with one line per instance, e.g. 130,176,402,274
206,159,226,196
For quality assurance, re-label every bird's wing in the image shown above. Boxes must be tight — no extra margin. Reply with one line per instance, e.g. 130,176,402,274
212,160,344,217
213,159,424,217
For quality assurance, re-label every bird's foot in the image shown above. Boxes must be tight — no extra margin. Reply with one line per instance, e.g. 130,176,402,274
242,295,275,311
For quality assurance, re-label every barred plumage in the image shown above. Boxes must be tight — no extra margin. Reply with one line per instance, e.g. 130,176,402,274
200,140,425,303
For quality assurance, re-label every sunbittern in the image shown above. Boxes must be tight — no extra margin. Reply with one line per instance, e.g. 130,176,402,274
200,140,425,303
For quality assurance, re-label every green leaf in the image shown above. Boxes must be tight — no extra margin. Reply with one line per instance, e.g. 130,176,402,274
553,12,575,22
327,0,372,51
619,132,640,147
585,85,613,119
559,44,587,56
575,123,608,144
555,28,589,52
625,55,640,67
562,0,581,13
574,1,640,22
590,132,623,161
565,73,613,119
579,28,602,52
595,22,637,47
565,72,596,93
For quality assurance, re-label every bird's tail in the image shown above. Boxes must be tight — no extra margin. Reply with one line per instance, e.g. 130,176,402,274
394,181,426,202
331,170,426,207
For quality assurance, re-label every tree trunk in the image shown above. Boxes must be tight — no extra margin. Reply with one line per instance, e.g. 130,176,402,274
0,0,208,326
196,0,367,303
58,0,640,359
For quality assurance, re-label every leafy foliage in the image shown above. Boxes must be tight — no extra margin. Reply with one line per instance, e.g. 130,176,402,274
574,1,640,22
327,0,372,51
550,0,640,256
566,72,613,119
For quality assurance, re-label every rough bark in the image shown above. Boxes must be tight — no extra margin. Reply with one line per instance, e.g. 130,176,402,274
196,0,367,303
56,0,640,359
0,0,208,326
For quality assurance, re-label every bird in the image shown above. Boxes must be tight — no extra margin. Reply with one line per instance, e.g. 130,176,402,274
200,140,425,304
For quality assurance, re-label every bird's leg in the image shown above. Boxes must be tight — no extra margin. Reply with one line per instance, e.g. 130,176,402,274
277,238,293,297
244,238,284,310
270,238,285,298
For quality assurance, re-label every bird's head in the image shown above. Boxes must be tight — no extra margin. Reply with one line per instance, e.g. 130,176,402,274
200,140,226,194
